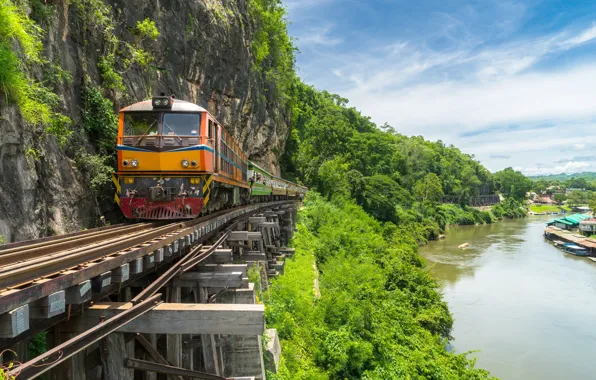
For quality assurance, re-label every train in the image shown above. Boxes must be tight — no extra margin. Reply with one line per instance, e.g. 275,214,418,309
112,94,307,220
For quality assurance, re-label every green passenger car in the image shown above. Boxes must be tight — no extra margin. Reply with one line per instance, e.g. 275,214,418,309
248,161,273,197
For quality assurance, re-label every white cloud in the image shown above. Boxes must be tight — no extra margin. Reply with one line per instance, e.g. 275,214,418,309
564,24,596,45
297,26,343,47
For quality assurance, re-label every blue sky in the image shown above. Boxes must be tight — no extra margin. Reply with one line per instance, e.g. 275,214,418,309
285,0,596,175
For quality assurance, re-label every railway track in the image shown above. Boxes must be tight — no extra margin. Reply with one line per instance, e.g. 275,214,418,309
0,202,285,293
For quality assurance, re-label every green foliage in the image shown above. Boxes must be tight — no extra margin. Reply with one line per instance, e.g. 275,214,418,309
414,173,444,203
266,194,494,379
283,80,504,226
81,82,118,156
70,0,159,92
248,0,296,101
554,193,566,205
567,190,587,207
74,151,114,192
0,0,73,144
135,19,160,41
494,167,533,201
29,332,46,358
440,204,493,225
0,235,5,244
29,0,55,25
98,54,125,92
492,198,526,219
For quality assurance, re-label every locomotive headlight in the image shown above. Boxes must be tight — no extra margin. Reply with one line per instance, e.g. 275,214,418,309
122,159,130,167
191,160,197,167
181,159,190,168
131,159,139,168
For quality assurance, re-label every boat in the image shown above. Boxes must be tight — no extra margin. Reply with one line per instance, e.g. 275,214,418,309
553,240,566,246
561,244,589,257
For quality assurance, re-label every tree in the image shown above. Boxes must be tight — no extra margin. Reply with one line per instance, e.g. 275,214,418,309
589,193,596,214
553,193,566,205
317,157,350,200
494,168,532,201
533,180,548,195
567,190,586,207
414,173,444,203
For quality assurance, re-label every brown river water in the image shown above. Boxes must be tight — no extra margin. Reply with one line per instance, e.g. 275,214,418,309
420,215,596,380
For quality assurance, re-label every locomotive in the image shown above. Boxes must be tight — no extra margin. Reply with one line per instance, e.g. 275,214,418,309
112,95,306,220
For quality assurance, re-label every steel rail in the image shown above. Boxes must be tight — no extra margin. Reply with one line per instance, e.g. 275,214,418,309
0,222,187,290
0,222,159,266
124,358,227,380
0,224,176,272
0,222,128,251
7,294,163,379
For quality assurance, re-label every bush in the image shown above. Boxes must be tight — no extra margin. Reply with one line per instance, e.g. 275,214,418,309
266,193,494,379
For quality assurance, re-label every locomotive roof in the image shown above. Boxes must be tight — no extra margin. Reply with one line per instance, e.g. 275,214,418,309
120,99,208,113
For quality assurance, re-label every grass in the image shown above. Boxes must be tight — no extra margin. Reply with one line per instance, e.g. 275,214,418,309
529,205,566,213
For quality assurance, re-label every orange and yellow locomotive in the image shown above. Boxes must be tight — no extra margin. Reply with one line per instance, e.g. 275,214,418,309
112,95,250,219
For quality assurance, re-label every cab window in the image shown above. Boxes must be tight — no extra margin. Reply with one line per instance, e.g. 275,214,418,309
163,113,201,136
124,112,159,136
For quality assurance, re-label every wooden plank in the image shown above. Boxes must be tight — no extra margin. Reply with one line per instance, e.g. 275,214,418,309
65,280,92,305
239,252,267,262
91,272,111,293
213,249,232,264
167,286,182,367
66,303,264,335
112,264,130,284
179,272,243,288
0,305,29,338
197,264,248,277
31,290,66,319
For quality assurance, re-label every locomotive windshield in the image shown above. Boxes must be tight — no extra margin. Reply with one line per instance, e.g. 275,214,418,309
124,112,159,136
163,113,201,136
123,112,201,136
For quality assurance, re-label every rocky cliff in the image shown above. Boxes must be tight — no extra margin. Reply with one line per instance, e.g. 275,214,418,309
0,0,291,242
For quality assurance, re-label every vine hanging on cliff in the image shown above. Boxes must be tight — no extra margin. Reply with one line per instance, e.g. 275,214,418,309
0,0,73,146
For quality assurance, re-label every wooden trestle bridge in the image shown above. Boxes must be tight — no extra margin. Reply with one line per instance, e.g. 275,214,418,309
0,200,298,380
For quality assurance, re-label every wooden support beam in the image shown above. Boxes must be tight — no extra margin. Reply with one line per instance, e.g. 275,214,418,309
0,304,29,338
135,333,185,380
179,272,243,288
65,303,264,335
112,263,130,284
167,286,182,367
239,252,267,262
197,264,248,277
91,271,111,293
124,358,225,380
31,290,65,319
65,280,92,305
130,257,143,274
212,249,232,264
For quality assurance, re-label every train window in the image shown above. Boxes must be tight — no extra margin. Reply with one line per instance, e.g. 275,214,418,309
208,120,213,139
124,112,159,136
163,113,201,136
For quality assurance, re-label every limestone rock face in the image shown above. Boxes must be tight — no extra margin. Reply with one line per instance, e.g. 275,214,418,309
0,0,289,242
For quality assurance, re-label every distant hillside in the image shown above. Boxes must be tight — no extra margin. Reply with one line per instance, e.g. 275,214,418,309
529,172,596,182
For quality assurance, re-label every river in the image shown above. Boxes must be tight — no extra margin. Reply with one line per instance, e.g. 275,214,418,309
420,216,596,380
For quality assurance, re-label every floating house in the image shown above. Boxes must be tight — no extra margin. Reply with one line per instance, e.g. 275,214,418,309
546,213,591,230
579,218,596,235
544,226,596,255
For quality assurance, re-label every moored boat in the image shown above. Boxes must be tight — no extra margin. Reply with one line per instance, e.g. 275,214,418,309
561,244,589,257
